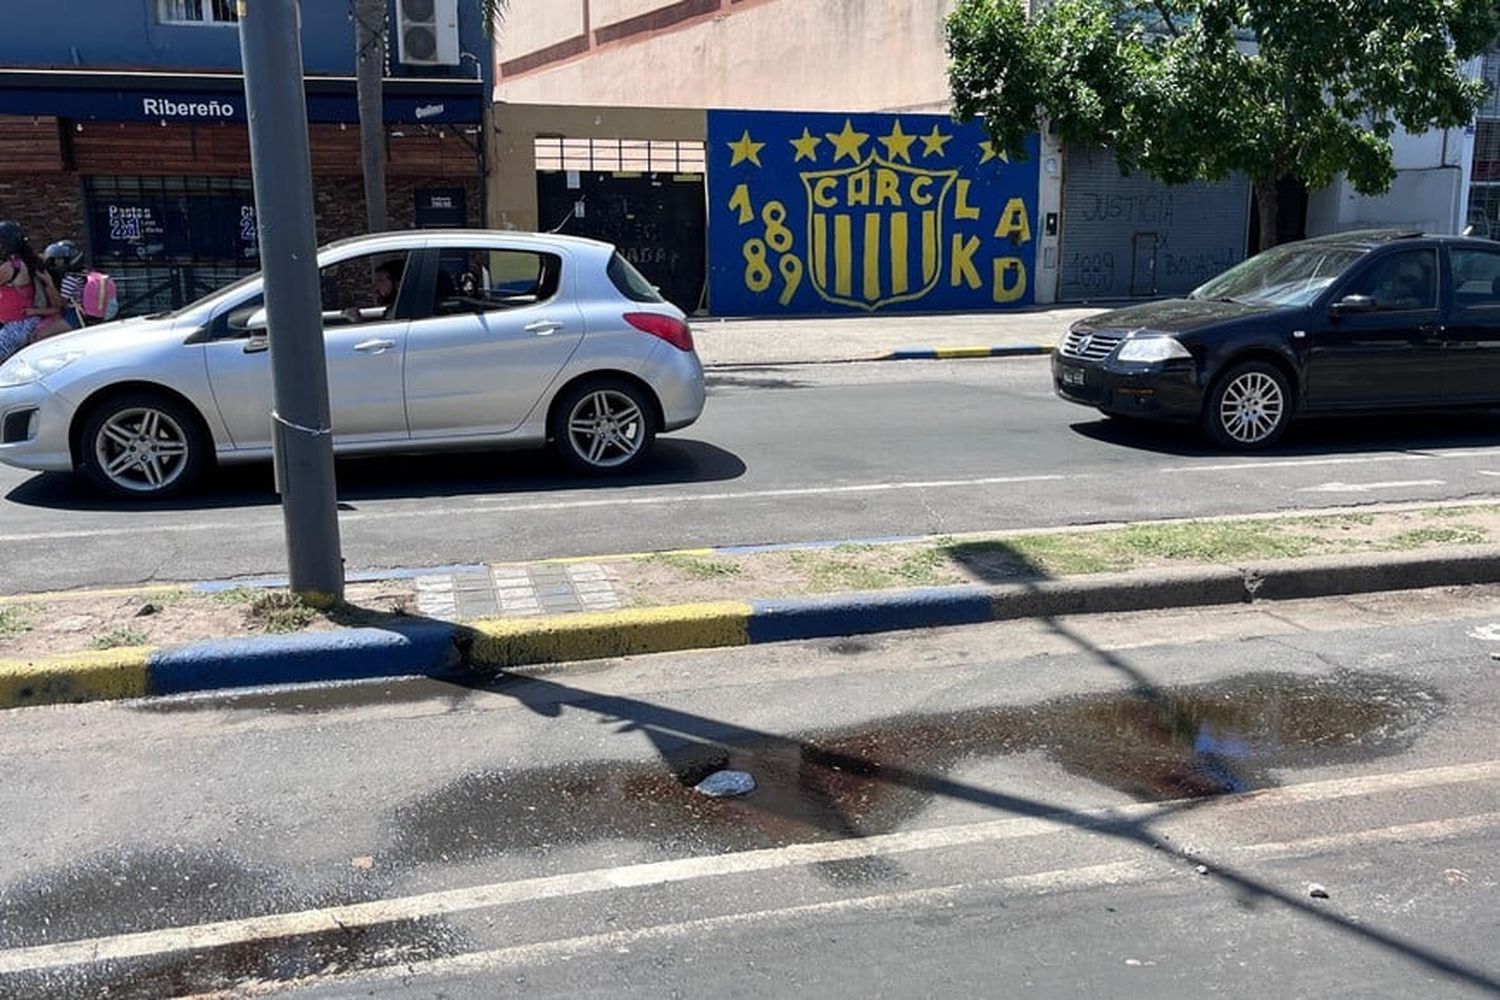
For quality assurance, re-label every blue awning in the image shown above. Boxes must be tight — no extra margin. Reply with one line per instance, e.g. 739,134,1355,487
0,69,484,125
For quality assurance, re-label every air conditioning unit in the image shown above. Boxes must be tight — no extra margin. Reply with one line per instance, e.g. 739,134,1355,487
396,0,460,67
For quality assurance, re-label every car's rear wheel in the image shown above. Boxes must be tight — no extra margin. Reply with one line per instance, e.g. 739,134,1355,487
78,392,210,498
1201,361,1291,449
550,378,657,475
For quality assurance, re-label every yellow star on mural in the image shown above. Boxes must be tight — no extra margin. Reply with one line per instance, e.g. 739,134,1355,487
877,120,917,163
920,125,953,159
979,139,1008,164
727,129,765,167
789,127,822,163
825,118,870,163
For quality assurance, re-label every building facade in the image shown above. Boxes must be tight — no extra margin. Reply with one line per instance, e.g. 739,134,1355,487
0,0,492,315
494,0,1481,311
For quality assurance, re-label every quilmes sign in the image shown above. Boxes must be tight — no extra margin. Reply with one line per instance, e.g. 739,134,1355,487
707,109,1039,316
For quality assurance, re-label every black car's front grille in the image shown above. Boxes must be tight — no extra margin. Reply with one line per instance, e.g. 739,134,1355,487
1059,330,1124,361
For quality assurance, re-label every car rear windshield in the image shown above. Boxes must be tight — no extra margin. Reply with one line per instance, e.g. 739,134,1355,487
1191,244,1369,308
607,252,664,303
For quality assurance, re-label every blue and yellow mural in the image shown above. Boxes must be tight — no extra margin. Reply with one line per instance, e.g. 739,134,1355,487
707,110,1040,316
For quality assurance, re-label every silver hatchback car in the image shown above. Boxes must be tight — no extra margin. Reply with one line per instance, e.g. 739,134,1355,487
0,231,706,498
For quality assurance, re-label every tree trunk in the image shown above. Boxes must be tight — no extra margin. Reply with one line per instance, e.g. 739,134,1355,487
1255,178,1280,253
354,0,387,233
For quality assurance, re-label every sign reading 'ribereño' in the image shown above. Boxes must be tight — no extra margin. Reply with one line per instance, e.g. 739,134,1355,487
141,96,238,119
707,110,1039,316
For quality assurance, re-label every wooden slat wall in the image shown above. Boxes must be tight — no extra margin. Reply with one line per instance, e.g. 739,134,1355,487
0,116,65,173
68,121,477,178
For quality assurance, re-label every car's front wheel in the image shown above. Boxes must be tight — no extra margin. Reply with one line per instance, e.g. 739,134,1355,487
550,378,658,475
1201,361,1292,449
78,392,210,498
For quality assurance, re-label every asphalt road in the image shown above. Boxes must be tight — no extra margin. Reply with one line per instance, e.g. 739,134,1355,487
4,357,1500,592
1,587,1498,996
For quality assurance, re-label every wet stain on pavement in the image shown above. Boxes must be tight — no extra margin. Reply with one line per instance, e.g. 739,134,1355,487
0,846,465,999
390,671,1443,869
133,675,482,715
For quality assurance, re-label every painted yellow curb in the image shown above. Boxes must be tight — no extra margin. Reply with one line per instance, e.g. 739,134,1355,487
934,346,999,359
464,602,752,667
0,647,153,709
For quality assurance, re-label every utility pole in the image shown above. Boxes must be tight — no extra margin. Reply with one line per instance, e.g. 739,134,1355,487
354,0,389,232
238,0,345,602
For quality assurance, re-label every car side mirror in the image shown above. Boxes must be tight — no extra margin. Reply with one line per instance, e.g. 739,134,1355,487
1331,294,1377,317
244,307,269,332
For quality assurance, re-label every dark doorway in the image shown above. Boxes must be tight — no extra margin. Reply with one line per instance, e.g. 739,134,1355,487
537,170,707,313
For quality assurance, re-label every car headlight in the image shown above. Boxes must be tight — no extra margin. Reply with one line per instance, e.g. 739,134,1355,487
0,351,84,388
1115,336,1192,363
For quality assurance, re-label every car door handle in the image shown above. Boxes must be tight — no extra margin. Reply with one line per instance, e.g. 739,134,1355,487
1419,322,1445,337
354,338,396,354
524,320,564,335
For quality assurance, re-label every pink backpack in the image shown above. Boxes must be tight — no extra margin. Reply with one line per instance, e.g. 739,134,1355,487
79,271,118,321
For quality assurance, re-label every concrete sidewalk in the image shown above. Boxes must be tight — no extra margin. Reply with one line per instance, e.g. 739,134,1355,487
690,305,1108,366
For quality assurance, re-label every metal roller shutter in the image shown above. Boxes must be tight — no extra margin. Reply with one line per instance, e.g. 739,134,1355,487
1059,146,1251,302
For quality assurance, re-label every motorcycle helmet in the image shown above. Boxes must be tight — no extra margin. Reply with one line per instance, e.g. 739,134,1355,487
0,220,24,257
43,239,84,270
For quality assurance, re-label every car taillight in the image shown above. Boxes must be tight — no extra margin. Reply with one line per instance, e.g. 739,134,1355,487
624,312,694,352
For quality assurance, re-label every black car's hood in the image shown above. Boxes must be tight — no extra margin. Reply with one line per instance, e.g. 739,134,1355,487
1073,298,1272,335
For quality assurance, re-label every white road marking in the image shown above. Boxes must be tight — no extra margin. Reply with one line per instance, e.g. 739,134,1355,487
471,474,1072,508
1298,479,1447,494
1162,448,1500,475
1,445,1496,546
0,475,1073,545
1479,470,1500,478
2,758,1497,976
281,861,1156,989
1468,624,1500,642
284,810,1500,992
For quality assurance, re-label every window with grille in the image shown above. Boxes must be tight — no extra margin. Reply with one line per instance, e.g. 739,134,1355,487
157,0,239,25
83,176,259,315
533,138,706,174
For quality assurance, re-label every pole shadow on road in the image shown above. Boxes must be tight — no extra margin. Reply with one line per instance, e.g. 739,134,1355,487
458,634,1484,991
1,439,746,513
22,575,1484,996
1070,408,1500,458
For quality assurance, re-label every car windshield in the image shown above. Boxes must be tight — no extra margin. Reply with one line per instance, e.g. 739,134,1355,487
1190,244,1368,307
159,269,265,319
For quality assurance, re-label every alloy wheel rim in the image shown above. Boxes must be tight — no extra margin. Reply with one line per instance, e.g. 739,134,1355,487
94,407,190,492
1218,371,1284,444
567,390,645,468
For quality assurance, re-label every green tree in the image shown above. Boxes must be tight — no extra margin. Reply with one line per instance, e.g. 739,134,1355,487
355,0,508,232
947,0,1499,249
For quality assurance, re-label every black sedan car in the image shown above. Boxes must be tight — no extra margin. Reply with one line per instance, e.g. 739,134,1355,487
1052,230,1500,448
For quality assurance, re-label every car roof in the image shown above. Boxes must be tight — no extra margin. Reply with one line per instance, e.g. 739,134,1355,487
1298,229,1500,252
319,229,617,257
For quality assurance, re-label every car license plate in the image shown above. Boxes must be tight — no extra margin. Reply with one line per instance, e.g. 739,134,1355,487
1060,366,1086,387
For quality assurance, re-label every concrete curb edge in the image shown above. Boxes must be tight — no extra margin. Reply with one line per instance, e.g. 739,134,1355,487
2,545,1496,710
883,345,1053,361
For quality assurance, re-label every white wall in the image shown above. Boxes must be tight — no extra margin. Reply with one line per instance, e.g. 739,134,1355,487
497,0,962,113
1305,127,1469,236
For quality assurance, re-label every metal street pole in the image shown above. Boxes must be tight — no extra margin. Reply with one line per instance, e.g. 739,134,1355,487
238,0,345,602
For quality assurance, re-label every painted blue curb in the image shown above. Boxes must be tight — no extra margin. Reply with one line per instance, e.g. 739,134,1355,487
148,622,457,695
748,586,995,644
884,345,1053,361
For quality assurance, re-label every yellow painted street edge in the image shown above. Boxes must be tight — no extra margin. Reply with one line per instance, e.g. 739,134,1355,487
463,603,753,668
0,647,153,709
935,346,998,358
